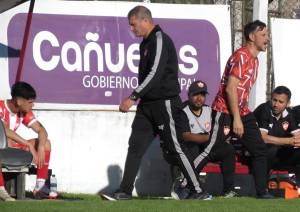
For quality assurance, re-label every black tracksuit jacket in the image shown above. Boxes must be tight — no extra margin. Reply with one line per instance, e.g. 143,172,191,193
131,25,180,102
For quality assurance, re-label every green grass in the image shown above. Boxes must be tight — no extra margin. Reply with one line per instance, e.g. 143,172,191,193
1,194,300,212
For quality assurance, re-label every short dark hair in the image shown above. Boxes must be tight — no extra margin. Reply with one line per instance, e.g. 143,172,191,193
244,20,266,41
127,5,152,21
272,86,291,100
11,81,36,100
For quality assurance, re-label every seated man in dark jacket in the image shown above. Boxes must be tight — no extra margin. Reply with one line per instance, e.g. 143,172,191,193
254,86,300,193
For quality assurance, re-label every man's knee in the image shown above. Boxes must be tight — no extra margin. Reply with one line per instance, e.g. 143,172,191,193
249,142,267,158
127,138,150,158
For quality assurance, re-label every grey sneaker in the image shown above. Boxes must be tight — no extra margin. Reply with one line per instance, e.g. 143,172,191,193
187,191,213,200
101,190,132,201
171,177,190,200
223,190,239,198
0,189,16,201
33,184,50,199
257,192,275,199
171,184,190,200
113,191,132,200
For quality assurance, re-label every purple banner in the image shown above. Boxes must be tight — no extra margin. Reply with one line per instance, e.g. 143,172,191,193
8,13,220,105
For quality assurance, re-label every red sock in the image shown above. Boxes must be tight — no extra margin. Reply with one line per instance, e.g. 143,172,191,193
0,172,5,187
37,150,51,180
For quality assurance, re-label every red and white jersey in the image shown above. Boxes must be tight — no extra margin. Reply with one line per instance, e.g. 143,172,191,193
0,100,37,131
212,47,259,116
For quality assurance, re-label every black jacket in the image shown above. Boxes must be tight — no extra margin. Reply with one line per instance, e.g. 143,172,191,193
131,25,180,102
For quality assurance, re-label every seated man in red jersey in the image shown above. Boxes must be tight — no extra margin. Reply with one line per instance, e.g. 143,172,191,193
0,81,54,199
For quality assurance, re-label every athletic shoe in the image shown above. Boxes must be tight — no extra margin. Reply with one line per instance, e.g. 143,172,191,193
171,186,190,200
100,194,117,201
171,179,190,200
33,185,50,199
101,190,132,201
0,189,15,201
187,191,213,200
223,190,239,198
48,191,58,199
257,192,275,199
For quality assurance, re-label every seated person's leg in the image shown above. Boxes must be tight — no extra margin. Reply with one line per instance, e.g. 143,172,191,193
34,138,51,193
277,147,300,187
212,142,236,195
8,138,52,198
266,145,280,172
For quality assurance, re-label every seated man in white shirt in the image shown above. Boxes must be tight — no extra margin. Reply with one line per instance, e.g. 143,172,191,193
167,81,236,199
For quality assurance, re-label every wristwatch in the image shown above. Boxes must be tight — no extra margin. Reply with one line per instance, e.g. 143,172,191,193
129,94,138,101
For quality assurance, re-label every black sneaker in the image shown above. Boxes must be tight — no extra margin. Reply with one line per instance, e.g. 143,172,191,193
257,192,275,199
101,190,132,201
171,183,190,200
171,177,190,200
187,191,212,200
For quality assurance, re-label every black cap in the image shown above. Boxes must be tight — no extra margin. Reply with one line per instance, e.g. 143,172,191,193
188,80,208,96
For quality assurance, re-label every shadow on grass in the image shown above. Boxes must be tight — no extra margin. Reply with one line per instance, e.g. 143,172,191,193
24,191,84,201
98,165,122,196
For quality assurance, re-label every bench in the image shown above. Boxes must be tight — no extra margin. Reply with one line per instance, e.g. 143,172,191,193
200,148,293,196
2,167,29,199
0,119,33,199
2,165,52,200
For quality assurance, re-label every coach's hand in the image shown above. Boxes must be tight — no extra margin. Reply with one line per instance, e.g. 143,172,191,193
233,117,244,138
119,98,135,113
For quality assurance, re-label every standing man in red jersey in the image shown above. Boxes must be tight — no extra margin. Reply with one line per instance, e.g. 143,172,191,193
191,20,273,198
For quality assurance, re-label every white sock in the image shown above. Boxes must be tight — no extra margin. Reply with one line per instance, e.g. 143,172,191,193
35,179,46,190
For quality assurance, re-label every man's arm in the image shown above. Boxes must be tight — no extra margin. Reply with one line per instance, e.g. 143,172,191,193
30,121,48,147
30,121,48,168
226,76,244,137
181,109,210,144
119,98,135,113
4,125,38,163
5,126,30,146
131,32,168,100
120,33,168,112
260,131,295,146
182,132,209,144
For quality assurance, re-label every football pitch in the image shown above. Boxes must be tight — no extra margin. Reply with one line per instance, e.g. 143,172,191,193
1,194,300,212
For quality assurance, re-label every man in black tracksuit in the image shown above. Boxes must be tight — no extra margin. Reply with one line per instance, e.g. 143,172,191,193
106,5,211,200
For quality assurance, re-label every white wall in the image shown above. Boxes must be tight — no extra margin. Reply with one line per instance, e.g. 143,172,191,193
21,110,173,195
271,18,300,106
1,1,232,195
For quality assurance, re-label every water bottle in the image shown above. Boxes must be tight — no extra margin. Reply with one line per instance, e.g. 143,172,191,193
49,174,58,199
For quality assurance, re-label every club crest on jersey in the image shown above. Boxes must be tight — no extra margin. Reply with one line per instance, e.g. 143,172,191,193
198,82,204,88
282,121,289,131
224,126,230,136
158,124,164,131
205,122,211,131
